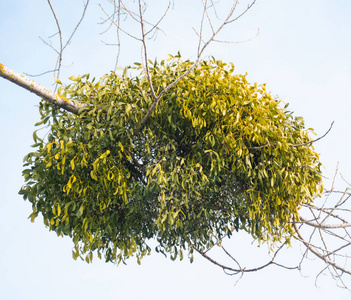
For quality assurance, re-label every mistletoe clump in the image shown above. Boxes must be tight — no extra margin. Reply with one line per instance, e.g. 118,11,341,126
20,56,322,264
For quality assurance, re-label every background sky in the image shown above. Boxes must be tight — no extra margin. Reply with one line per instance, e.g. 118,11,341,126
1,1,351,299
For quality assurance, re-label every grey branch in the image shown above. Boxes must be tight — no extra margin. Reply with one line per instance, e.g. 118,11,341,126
293,221,351,276
0,63,84,114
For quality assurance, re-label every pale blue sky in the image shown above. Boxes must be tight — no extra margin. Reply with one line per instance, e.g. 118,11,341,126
1,1,351,299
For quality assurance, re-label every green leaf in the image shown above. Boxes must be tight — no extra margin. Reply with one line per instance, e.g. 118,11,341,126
69,75,78,81
72,250,79,260
77,205,84,218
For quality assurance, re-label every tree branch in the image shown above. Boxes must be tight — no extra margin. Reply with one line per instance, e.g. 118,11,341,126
47,0,63,78
298,216,351,229
193,243,298,276
293,221,351,276
0,63,83,114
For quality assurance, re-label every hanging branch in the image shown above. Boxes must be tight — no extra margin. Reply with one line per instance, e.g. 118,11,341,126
192,240,298,278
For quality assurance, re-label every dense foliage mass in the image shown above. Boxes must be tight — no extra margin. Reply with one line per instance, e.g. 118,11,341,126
19,56,322,264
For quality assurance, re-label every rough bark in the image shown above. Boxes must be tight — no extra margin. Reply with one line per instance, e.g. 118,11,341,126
0,63,82,114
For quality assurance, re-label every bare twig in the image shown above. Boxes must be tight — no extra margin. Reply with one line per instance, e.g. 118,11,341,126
47,0,63,78
62,0,90,52
226,0,257,24
99,4,142,41
138,0,158,101
212,28,260,44
292,121,335,147
144,1,171,37
38,36,60,54
247,121,334,150
115,0,121,70
194,243,298,276
23,69,59,77
99,0,119,34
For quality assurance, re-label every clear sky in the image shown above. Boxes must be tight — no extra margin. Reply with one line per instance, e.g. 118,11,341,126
0,1,351,299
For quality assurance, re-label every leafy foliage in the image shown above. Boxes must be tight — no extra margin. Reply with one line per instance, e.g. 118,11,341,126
19,55,322,264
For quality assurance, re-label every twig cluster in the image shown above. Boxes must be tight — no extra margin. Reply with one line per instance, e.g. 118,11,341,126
294,167,351,289
193,167,351,289
99,0,257,135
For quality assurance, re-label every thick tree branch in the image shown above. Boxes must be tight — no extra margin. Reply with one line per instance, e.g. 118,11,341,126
0,63,83,114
